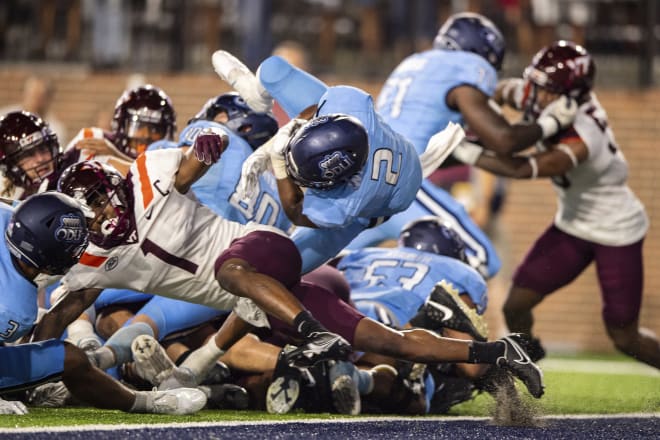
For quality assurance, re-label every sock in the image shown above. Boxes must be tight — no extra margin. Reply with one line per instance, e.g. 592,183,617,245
91,346,117,370
66,319,102,347
467,341,505,364
293,310,327,339
356,369,374,395
129,391,148,412
179,338,225,381
105,322,155,365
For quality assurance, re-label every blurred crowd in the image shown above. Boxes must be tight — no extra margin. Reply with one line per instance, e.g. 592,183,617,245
0,0,652,76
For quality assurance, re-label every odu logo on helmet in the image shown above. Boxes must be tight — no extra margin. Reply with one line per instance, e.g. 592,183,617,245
55,214,85,243
319,151,355,180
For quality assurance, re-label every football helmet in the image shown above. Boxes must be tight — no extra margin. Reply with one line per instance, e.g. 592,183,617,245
5,191,89,275
284,114,369,189
57,161,134,248
398,216,469,264
192,92,278,150
112,84,176,158
523,40,595,99
433,12,505,70
0,111,60,187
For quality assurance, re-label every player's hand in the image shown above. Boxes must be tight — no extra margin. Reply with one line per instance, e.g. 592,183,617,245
193,128,229,165
270,118,306,179
0,397,28,415
537,95,578,138
236,148,270,201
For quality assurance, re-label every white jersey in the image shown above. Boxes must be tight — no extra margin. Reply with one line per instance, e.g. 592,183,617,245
548,94,648,246
64,127,124,164
62,148,284,313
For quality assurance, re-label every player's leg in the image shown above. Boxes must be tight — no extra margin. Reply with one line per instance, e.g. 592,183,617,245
504,225,593,359
595,239,660,369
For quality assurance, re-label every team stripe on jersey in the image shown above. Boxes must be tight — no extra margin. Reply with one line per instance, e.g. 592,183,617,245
136,153,153,208
83,128,94,138
79,252,108,267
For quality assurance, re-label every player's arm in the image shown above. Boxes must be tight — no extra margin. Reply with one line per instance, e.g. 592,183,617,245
175,128,229,194
449,85,577,155
471,138,588,179
32,288,102,341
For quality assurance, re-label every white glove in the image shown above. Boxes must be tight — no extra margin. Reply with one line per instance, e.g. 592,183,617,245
270,118,306,179
499,78,525,110
419,122,465,178
26,381,71,408
537,95,578,138
452,140,484,166
236,147,270,201
0,397,28,415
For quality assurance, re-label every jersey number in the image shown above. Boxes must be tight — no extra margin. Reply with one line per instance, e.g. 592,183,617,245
364,259,429,290
371,149,401,185
0,320,19,340
378,77,413,118
140,238,199,274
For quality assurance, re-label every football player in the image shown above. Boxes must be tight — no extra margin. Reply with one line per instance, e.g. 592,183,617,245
33,130,352,374
0,192,206,415
215,50,458,274
459,40,660,369
343,13,580,278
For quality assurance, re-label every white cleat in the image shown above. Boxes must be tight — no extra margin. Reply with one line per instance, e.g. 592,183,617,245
131,335,175,386
149,388,207,415
330,374,361,415
266,375,300,414
211,50,273,113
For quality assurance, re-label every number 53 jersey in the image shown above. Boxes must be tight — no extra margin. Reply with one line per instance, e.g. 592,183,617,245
61,148,283,311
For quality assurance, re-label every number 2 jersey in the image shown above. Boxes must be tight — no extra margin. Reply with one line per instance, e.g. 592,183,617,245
544,94,648,246
61,148,284,311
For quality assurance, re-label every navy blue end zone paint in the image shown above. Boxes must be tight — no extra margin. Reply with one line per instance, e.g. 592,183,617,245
2,416,658,440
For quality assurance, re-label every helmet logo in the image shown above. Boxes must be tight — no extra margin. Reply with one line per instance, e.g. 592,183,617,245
18,131,43,149
320,151,355,181
55,214,86,243
568,55,591,75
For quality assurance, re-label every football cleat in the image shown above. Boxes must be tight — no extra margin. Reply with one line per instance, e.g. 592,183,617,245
420,281,488,341
283,331,352,368
496,334,545,398
147,388,207,415
200,383,250,410
26,381,71,408
266,375,301,414
131,335,197,389
212,50,273,113
328,361,361,415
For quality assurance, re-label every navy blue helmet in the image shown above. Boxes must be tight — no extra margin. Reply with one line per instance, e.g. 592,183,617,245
5,191,89,275
191,92,278,150
284,114,369,189
433,12,505,70
398,217,468,264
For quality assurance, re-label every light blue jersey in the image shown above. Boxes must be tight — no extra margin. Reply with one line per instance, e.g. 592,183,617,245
347,50,501,278
149,120,292,231
338,247,488,327
258,56,422,272
0,205,38,343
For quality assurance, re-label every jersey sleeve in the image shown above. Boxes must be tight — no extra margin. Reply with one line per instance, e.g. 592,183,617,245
128,148,183,219
449,53,498,97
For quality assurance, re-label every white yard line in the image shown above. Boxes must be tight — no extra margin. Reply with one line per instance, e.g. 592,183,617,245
539,358,660,376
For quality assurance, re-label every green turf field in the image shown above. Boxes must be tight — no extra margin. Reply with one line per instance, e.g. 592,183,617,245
1,355,658,428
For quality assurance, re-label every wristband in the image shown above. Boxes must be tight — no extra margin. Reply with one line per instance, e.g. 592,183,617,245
528,156,539,179
537,115,560,139
452,142,484,165
271,154,289,179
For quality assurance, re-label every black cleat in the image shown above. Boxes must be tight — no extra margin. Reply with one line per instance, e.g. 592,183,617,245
203,383,249,410
284,331,352,368
496,333,545,398
420,281,488,341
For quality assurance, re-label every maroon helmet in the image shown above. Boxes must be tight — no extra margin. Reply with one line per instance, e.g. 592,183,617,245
0,111,60,188
111,84,176,158
523,40,595,100
57,160,135,248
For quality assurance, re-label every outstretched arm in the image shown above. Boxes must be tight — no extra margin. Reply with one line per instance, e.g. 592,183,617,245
33,287,102,341
175,128,228,193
